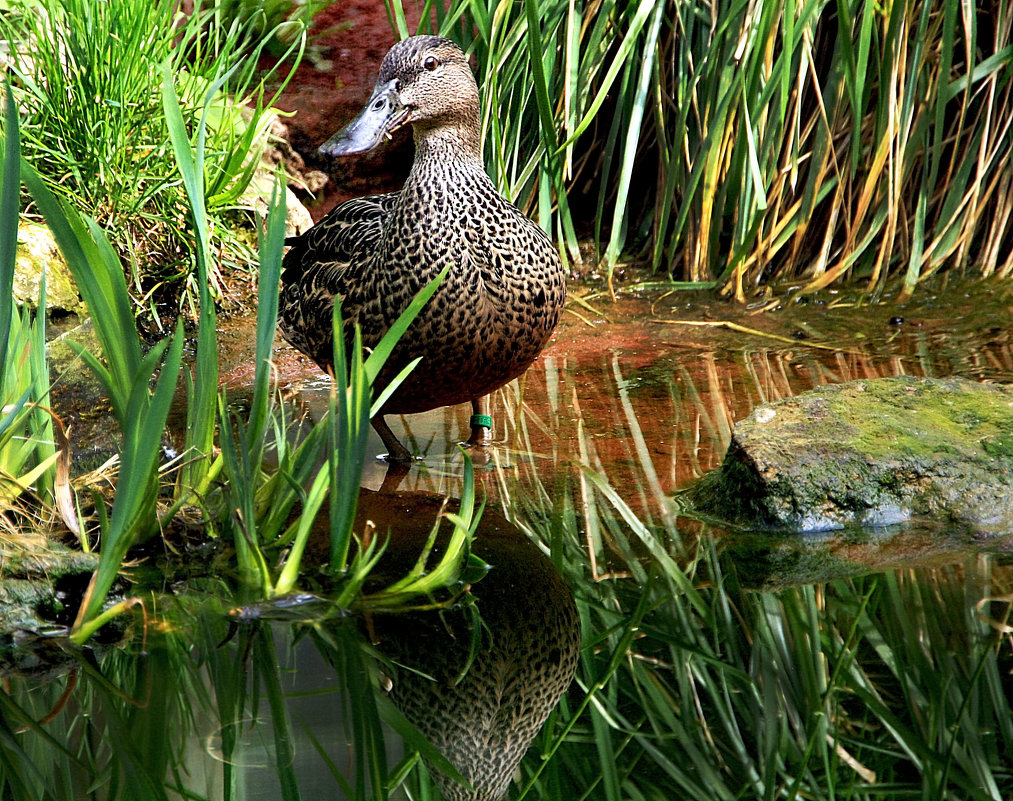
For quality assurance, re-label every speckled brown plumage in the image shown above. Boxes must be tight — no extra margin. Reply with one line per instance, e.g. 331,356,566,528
361,492,581,801
279,36,566,459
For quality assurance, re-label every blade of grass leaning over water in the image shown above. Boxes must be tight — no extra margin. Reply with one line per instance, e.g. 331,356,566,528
68,326,184,640
327,264,449,572
162,66,220,503
19,143,186,639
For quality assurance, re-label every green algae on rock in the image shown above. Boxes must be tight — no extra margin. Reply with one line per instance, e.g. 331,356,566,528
14,221,85,315
1,535,99,638
690,376,1013,535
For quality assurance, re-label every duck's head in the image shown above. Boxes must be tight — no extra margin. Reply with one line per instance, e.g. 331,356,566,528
320,36,480,157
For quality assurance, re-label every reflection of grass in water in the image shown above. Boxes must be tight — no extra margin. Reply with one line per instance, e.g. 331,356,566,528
0,595,467,801
506,456,1013,799
494,350,1013,800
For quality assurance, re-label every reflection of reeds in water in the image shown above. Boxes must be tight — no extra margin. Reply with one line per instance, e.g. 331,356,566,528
490,321,1013,508
498,443,1013,798
3,325,1013,799
472,328,1013,799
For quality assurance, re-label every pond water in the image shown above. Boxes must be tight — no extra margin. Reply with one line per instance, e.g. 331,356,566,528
3,277,1012,800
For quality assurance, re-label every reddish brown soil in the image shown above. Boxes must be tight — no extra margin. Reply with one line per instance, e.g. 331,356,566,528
271,2,425,219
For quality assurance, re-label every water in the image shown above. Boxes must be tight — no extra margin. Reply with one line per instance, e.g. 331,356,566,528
3,277,1012,799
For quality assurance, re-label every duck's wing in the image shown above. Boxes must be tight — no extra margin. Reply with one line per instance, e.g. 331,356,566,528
280,192,398,286
279,192,399,371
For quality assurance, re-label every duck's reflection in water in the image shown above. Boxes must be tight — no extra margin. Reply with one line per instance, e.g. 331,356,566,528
356,488,580,801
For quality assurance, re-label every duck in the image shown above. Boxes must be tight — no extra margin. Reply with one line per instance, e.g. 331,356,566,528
280,35,567,461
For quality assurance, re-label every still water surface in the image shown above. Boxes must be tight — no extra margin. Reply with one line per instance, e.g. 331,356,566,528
4,278,1012,800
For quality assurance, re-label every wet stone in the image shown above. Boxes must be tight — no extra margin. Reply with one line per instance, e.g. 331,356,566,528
0,537,99,640
690,376,1013,535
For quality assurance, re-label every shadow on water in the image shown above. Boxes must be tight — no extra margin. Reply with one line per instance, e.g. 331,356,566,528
4,277,1013,798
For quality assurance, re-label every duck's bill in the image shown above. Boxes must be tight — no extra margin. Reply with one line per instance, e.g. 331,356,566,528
319,79,412,156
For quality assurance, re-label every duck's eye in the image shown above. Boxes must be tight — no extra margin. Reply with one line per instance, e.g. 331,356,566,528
423,55,439,71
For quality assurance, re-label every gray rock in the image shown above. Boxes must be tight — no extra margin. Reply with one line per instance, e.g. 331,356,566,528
690,376,1013,535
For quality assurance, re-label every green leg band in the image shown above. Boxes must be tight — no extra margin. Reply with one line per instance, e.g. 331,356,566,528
470,414,493,429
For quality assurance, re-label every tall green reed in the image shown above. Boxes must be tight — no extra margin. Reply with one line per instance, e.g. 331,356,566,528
391,0,1012,298
213,258,456,600
6,72,181,640
0,81,59,521
4,81,185,641
162,66,221,504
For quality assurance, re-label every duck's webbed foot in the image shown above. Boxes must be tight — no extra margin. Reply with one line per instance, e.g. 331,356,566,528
372,415,417,463
465,397,493,448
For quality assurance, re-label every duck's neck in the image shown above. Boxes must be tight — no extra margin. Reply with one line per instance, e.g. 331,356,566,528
410,123,486,178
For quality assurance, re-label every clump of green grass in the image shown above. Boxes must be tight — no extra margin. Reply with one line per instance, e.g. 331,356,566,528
0,0,303,319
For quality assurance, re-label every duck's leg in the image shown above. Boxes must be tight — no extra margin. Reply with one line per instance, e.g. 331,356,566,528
466,397,493,447
372,415,415,462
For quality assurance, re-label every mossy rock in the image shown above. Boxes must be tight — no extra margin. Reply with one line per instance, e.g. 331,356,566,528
14,220,86,315
0,535,99,639
690,376,1013,535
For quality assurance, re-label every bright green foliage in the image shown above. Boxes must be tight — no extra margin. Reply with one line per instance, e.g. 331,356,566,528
0,85,59,518
14,87,186,634
161,67,221,503
0,0,302,316
214,222,457,599
397,0,1012,298
214,0,334,54
21,147,186,637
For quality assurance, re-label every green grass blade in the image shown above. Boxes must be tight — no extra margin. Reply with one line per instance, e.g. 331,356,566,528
249,175,287,450
21,163,141,416
71,322,184,636
0,81,20,387
161,65,219,497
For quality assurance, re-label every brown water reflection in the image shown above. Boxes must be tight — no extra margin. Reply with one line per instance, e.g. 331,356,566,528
243,276,1013,542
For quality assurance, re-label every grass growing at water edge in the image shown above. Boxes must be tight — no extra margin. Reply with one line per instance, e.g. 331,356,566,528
394,0,1012,300
1,70,479,640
